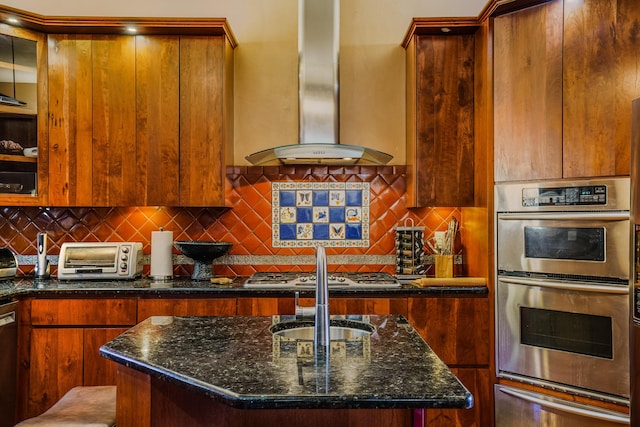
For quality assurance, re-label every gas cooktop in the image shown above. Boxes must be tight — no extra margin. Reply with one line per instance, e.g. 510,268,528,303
243,272,401,288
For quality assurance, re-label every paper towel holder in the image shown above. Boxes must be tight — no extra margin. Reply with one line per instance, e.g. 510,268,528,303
150,228,174,282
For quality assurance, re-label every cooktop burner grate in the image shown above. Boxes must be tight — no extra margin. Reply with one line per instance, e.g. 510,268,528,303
244,272,401,288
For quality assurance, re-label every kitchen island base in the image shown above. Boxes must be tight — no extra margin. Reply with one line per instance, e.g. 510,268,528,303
117,366,415,427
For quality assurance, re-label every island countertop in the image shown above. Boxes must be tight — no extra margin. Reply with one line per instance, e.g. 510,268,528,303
99,314,473,410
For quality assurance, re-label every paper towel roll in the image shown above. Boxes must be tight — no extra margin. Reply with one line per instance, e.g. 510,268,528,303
150,230,173,280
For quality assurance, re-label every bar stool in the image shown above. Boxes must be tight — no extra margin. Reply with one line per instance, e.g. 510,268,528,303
15,386,116,427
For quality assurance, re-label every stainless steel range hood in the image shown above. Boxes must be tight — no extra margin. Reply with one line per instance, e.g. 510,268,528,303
245,0,393,166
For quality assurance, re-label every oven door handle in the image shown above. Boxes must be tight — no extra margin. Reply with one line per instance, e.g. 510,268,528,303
499,276,629,294
497,212,629,221
496,385,630,424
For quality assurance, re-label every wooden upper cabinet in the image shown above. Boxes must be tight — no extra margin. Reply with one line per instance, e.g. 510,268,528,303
179,36,234,206
135,36,180,206
92,36,138,206
405,31,475,207
48,34,93,206
48,32,234,206
493,1,563,182
0,25,48,206
562,0,638,178
494,0,639,181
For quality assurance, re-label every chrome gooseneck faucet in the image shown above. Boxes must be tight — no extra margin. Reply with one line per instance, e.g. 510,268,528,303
314,245,330,362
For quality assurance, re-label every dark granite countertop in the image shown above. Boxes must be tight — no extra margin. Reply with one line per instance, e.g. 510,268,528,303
99,315,473,410
0,277,487,301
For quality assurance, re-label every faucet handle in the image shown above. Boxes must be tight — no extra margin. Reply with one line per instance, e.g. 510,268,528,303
294,291,315,318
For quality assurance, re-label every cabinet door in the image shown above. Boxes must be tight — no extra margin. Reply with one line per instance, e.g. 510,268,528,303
28,328,83,417
84,327,130,386
562,0,639,178
493,2,563,182
135,36,180,205
179,36,232,206
407,34,474,207
137,298,237,320
48,34,94,205
0,26,48,206
92,35,137,206
407,296,489,366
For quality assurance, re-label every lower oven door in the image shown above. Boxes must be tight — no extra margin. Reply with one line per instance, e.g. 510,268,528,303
497,276,629,399
495,385,629,426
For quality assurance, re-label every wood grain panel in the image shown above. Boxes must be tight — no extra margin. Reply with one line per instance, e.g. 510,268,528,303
563,0,618,178
92,35,137,206
149,373,413,427
408,296,490,366
83,327,129,385
47,34,94,205
236,297,294,316
27,328,83,417
330,297,408,316
137,298,236,320
493,2,563,182
135,36,180,205
613,0,640,176
117,365,151,427
412,34,475,207
425,368,491,427
179,36,226,206
31,299,137,325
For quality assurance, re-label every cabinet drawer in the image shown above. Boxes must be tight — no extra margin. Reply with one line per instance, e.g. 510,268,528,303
31,299,137,326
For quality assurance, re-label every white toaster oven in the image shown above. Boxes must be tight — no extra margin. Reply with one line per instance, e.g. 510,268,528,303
58,242,143,280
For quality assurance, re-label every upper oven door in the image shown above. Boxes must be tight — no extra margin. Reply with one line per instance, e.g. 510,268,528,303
497,212,630,281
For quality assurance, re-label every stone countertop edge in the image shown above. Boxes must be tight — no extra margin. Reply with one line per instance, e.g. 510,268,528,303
0,277,488,300
99,315,474,410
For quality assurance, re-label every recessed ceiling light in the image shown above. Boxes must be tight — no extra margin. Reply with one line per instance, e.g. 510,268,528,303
7,17,19,25
125,26,138,34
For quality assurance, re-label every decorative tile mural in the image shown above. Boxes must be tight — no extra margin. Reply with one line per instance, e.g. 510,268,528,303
272,182,370,247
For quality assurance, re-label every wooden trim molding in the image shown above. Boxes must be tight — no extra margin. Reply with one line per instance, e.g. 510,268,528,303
402,0,556,46
0,5,237,46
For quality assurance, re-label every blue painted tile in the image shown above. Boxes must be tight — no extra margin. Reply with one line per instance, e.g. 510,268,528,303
297,207,313,223
313,224,329,240
346,190,362,206
280,224,297,240
313,190,329,206
345,223,362,239
329,207,345,222
280,191,296,207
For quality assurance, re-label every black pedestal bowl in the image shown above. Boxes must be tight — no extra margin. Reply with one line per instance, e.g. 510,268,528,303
174,241,232,281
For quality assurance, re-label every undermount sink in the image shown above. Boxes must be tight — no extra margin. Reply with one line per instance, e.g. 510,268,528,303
270,319,375,341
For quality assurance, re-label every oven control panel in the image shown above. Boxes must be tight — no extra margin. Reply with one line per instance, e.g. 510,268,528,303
522,184,607,207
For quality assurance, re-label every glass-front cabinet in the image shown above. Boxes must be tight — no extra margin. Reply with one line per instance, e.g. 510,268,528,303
0,24,46,204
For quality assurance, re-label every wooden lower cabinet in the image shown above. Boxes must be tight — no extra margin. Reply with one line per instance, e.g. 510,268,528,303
237,296,408,316
17,298,137,421
408,296,490,427
137,297,236,319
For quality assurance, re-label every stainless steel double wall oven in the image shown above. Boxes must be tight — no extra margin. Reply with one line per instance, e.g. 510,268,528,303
495,178,630,409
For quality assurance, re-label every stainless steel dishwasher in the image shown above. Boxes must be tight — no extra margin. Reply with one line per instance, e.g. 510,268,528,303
0,300,18,426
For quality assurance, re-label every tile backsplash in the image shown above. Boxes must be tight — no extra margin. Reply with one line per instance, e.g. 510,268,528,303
0,165,460,277
272,182,370,247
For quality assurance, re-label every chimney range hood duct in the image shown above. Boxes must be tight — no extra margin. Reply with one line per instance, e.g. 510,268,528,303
245,0,393,166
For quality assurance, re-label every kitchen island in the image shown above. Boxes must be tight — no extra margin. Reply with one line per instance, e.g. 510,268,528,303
100,314,473,427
